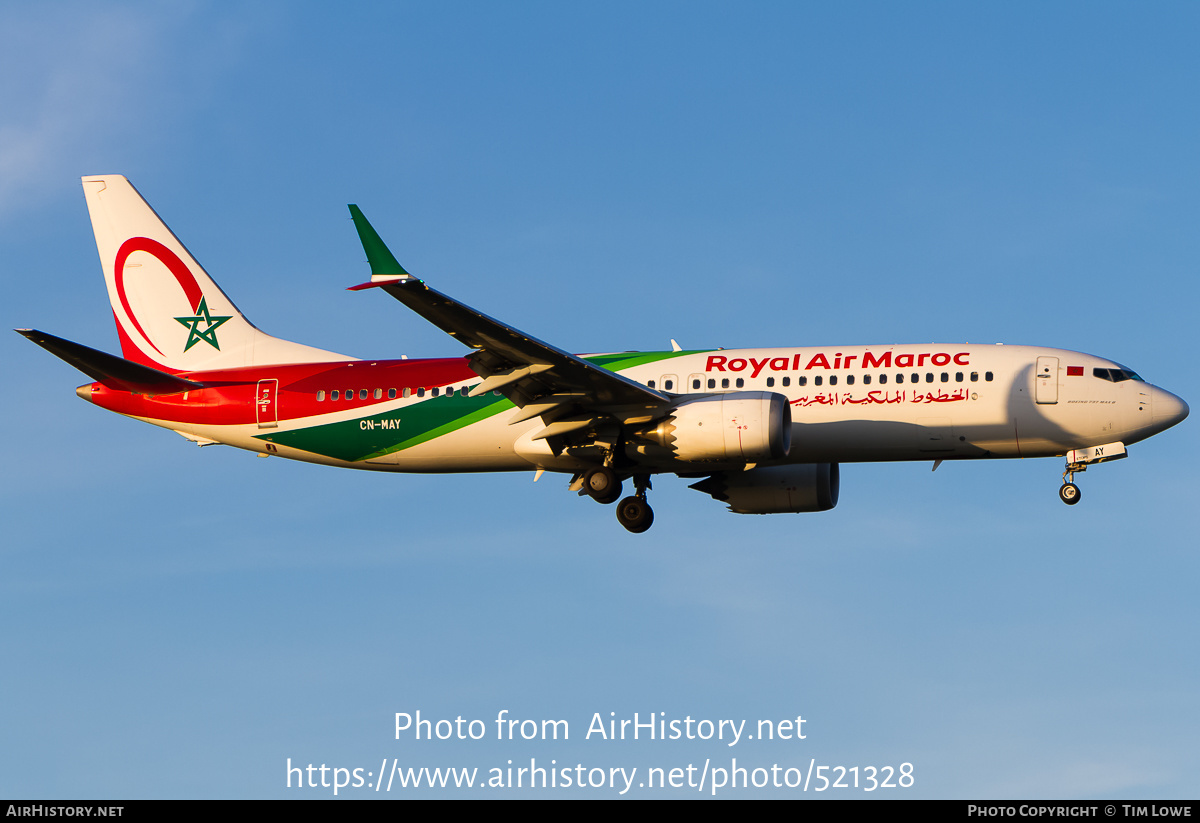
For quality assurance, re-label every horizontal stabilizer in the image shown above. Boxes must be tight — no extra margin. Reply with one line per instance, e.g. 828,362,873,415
16,329,204,395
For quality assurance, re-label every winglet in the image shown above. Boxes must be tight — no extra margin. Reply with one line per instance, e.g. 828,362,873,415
348,205,411,281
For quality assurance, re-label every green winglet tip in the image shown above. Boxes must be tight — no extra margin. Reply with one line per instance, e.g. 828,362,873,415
348,204,410,276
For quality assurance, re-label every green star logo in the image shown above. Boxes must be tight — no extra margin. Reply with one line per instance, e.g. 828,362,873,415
174,296,232,352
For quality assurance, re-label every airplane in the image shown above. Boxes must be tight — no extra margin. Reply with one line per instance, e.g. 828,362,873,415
18,175,1190,533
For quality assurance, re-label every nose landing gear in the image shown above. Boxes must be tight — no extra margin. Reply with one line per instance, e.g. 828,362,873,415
1057,441,1128,506
1060,459,1084,505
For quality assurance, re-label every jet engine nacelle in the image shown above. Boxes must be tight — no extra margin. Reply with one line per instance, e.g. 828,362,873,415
690,463,840,514
636,391,792,463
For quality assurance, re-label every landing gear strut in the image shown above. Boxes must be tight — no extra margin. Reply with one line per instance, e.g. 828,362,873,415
1059,463,1083,506
616,475,654,534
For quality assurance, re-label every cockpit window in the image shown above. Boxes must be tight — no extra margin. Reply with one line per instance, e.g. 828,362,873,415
1093,367,1144,383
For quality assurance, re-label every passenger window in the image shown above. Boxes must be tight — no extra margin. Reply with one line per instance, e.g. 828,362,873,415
648,380,656,388
403,387,412,398
432,387,440,397
331,390,339,401
692,378,701,390
708,379,716,389
896,374,904,384
664,379,674,391
970,372,978,382
879,374,887,384
830,375,837,386
985,372,994,382
926,373,934,383
417,388,426,397
374,388,383,399
766,377,775,387
783,377,791,387
815,376,823,386
863,375,871,385
846,375,855,385
389,388,397,399
796,376,805,386
735,378,744,388
721,378,730,389
940,373,949,383
317,390,325,401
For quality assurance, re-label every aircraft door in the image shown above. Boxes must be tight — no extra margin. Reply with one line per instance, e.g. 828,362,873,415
256,379,279,428
1035,356,1059,404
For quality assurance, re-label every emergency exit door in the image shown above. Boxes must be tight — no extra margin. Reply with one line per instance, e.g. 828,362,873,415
256,379,279,428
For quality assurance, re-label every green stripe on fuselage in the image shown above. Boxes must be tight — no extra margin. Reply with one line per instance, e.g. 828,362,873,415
256,393,514,462
583,350,707,370
254,350,709,462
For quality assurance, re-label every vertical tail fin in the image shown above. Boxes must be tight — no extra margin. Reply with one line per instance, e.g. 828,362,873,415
82,175,352,372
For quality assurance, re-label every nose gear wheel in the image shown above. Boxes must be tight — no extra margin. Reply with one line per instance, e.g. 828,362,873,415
1059,482,1081,505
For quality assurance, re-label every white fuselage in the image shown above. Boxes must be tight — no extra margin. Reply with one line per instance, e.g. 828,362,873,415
121,342,1185,475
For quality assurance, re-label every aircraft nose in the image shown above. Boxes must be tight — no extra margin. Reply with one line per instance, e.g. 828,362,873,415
1152,387,1189,430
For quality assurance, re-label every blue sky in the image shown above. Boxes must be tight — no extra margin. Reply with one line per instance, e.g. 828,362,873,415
3,2,1198,798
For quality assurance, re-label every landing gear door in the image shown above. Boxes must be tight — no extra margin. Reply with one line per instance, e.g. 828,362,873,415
1035,356,1059,404
256,379,279,428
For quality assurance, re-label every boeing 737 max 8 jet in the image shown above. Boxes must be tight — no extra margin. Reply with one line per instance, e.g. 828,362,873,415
18,176,1190,533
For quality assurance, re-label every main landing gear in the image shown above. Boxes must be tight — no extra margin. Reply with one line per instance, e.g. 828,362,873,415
583,466,622,505
582,467,655,533
616,475,654,534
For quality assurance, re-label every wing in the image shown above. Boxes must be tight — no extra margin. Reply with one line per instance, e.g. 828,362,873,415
345,206,672,442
